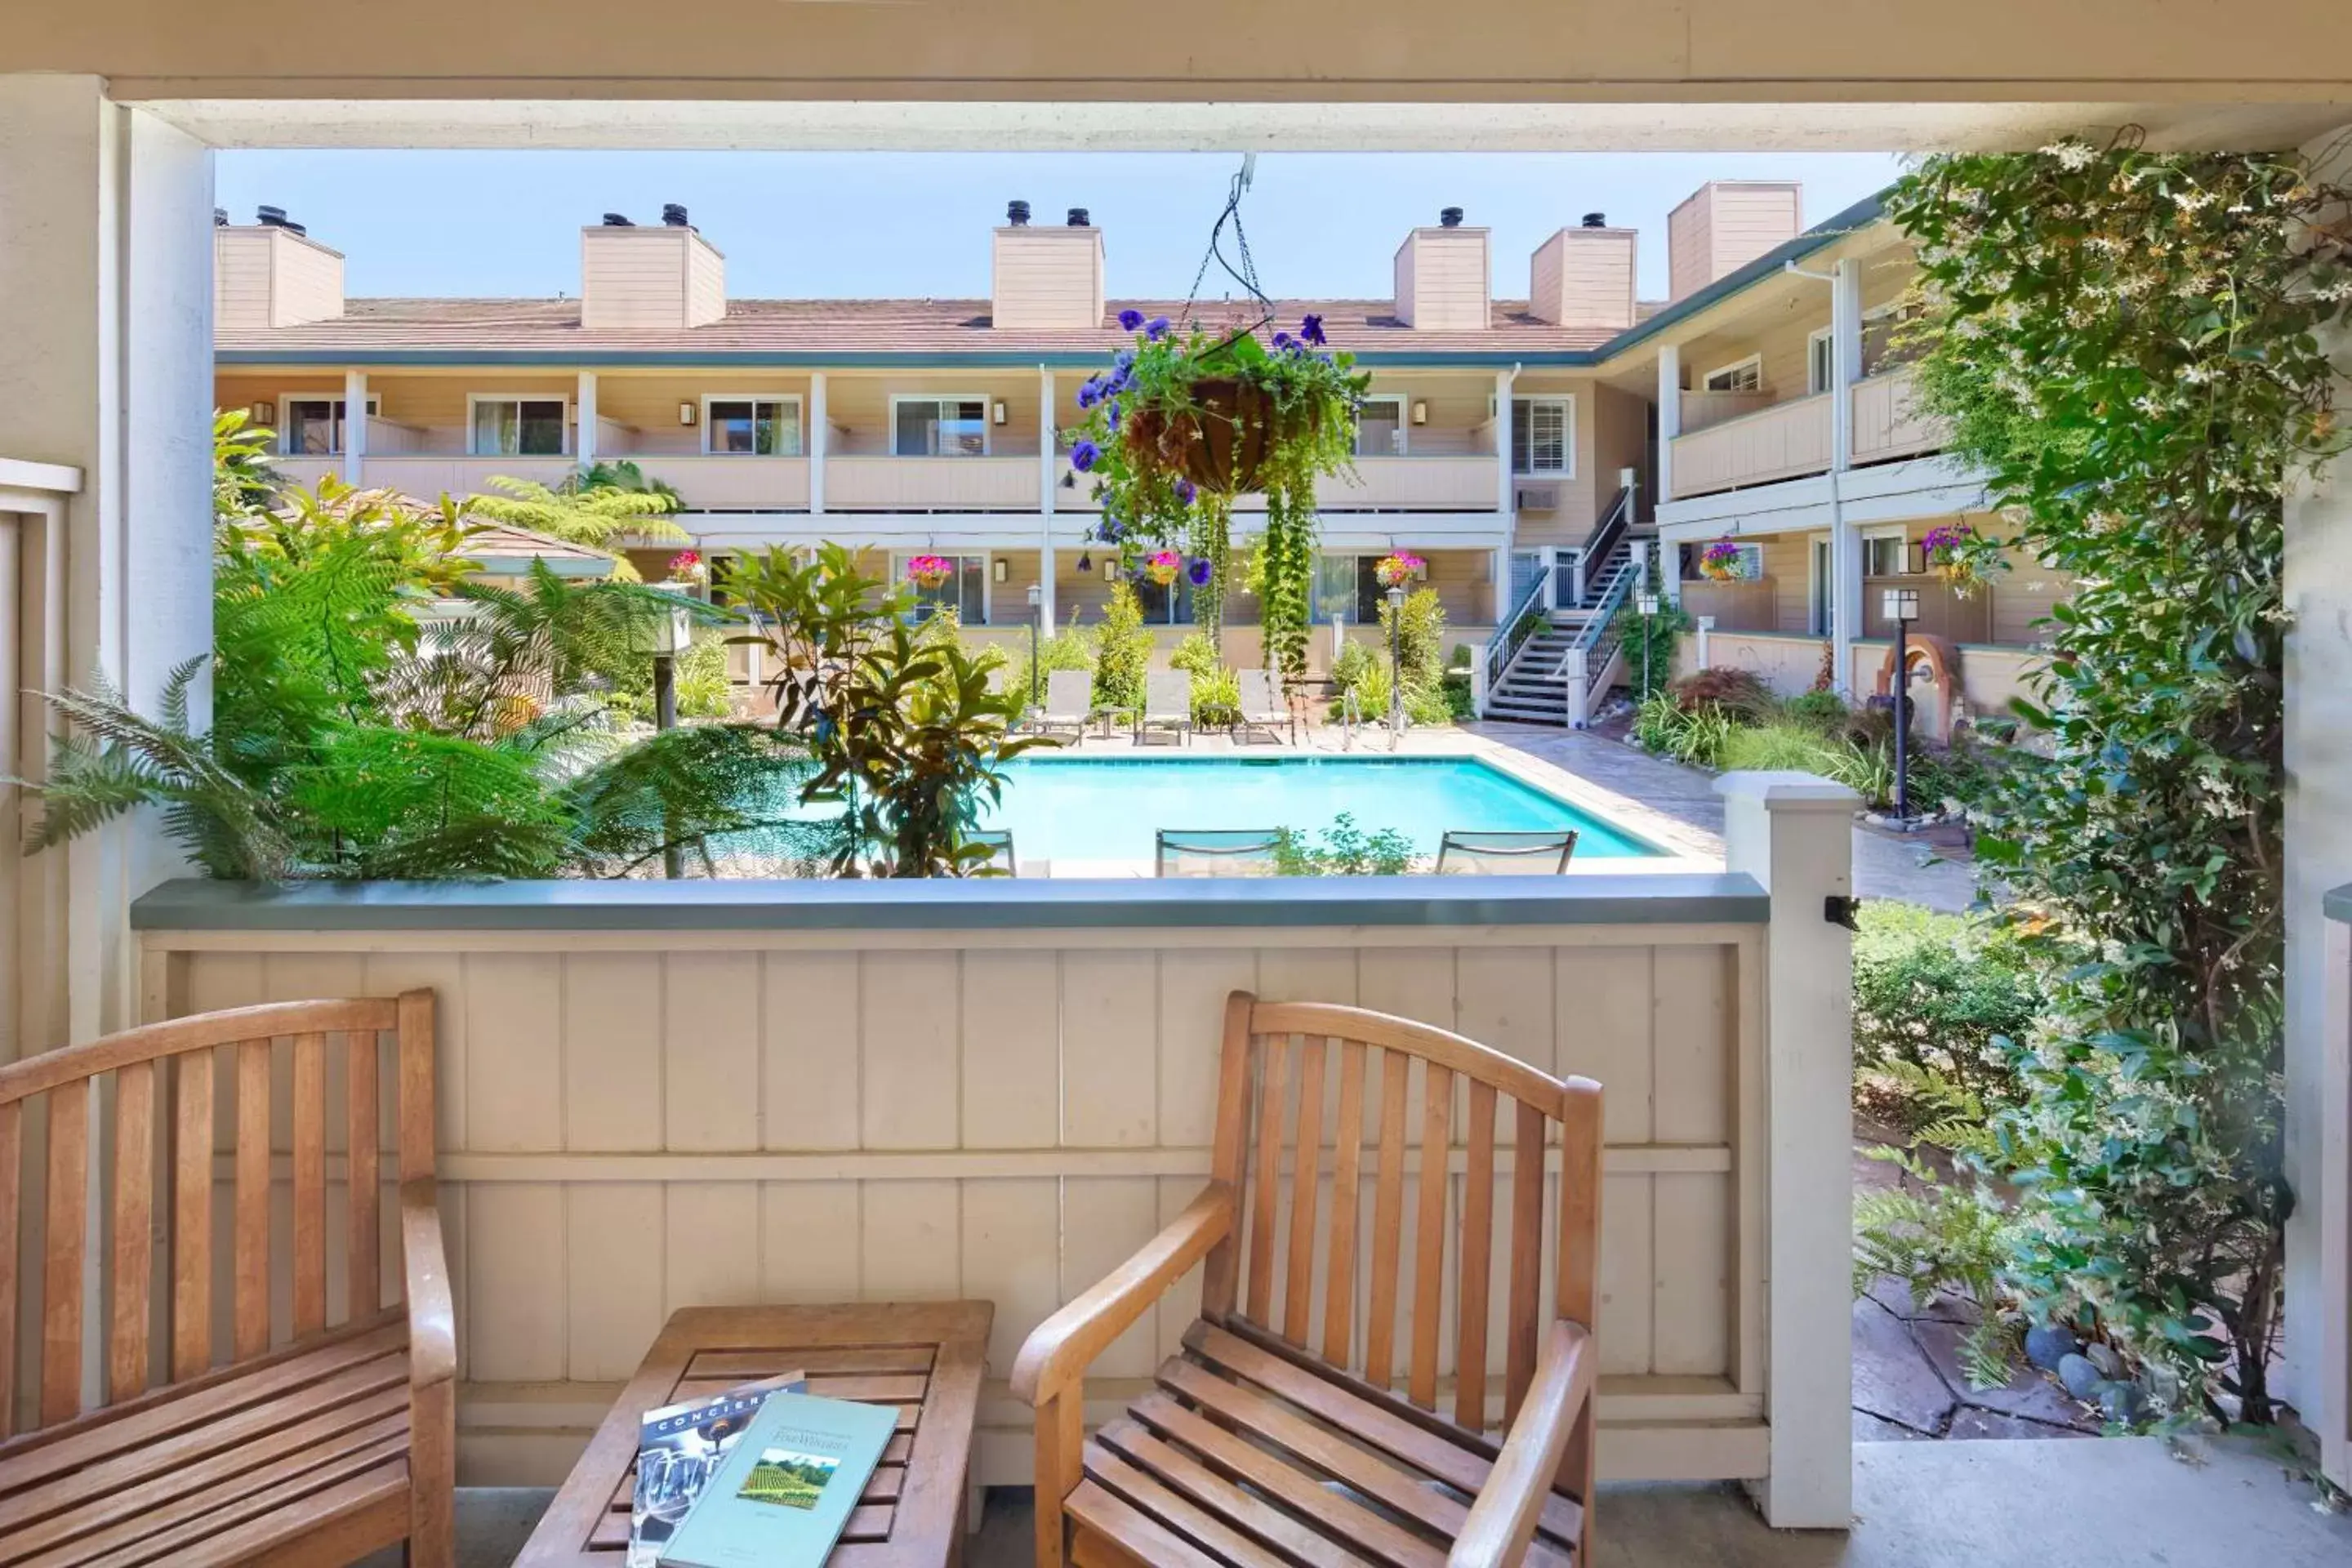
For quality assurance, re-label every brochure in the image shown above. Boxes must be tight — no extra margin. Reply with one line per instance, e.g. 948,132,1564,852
657,1392,899,1568
627,1372,806,1568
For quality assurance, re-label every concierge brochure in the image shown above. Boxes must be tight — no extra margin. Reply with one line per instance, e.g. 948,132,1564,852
657,1392,898,1568
629,1373,807,1568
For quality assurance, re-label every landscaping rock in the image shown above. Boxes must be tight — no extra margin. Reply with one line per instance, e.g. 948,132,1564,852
2025,1324,2081,1372
2057,1353,2105,1401
1913,1318,2099,1430
2086,1342,2123,1379
1852,1298,1957,1434
2095,1380,2145,1425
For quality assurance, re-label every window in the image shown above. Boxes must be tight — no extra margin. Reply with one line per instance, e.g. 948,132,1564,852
279,395,377,455
1132,572,1200,626
1702,357,1763,394
1510,396,1571,476
898,554,989,624
705,397,801,457
1864,532,1912,577
470,397,568,457
1807,329,1836,395
1310,555,1385,625
893,397,989,457
1355,395,1407,457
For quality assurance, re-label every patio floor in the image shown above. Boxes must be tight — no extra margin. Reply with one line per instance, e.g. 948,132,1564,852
419,1435,2350,1567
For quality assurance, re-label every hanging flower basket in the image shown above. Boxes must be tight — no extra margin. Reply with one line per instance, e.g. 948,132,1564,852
666,549,707,586
1374,552,1427,590
1922,522,1987,595
904,554,954,590
1144,550,1183,587
1700,539,1749,581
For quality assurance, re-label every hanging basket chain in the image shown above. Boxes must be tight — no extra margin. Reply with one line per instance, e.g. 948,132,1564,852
1182,155,1276,348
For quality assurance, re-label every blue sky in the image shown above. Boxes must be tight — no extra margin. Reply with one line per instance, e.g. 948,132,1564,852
218,150,1904,304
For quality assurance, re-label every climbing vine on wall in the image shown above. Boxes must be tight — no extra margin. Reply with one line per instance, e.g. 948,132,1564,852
1891,136,2352,1423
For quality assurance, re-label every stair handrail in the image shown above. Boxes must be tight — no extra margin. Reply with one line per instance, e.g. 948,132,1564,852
1483,562,1554,697
1576,485,1637,604
1560,525,1642,728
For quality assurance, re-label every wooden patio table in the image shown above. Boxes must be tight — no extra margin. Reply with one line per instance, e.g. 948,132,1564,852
517,1301,993,1568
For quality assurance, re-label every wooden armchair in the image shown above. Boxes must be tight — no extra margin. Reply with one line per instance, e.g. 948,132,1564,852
0,991,454,1567
1013,992,1601,1568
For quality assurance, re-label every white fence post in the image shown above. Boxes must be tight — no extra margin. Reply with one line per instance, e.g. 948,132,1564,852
1719,770,1859,1530
1697,613,1716,669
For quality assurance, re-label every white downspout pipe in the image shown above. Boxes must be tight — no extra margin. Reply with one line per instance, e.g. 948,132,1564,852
1037,363,1056,634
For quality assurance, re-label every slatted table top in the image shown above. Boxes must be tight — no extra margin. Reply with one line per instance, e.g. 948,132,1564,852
516,1302,993,1568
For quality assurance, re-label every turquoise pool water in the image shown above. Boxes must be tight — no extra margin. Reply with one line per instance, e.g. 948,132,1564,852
974,755,1660,865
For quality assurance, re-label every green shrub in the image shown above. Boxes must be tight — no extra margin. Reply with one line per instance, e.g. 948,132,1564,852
1330,640,1379,694
1855,1143,2024,1391
1632,689,1733,768
1169,630,1219,677
1784,688,1850,733
1190,665,1241,728
1002,621,1094,717
1092,583,1151,715
1852,903,2042,1128
1669,666,1776,720
1610,602,1691,702
1272,813,1417,875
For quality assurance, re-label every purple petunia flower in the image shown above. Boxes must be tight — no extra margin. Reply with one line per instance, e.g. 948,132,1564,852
1147,315,1170,340
1105,399,1120,430
1076,380,1101,409
1175,479,1196,505
1071,439,1100,472
1272,332,1293,350
1299,313,1326,346
1118,308,1144,331
1187,558,1212,588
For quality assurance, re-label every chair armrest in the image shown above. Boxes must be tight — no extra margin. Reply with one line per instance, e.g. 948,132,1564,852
1010,1183,1233,1406
1450,1320,1593,1568
399,1178,458,1390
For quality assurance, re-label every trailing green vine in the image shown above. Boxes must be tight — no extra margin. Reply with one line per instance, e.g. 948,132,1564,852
1891,136,2352,1423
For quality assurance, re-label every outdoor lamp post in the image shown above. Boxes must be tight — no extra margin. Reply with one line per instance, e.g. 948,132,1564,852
1883,586,1921,826
1387,583,1406,734
1026,581,1044,711
1636,590,1660,699
644,587,695,879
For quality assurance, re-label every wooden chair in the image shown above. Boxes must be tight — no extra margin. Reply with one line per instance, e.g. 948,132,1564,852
1013,992,1602,1568
0,991,455,1567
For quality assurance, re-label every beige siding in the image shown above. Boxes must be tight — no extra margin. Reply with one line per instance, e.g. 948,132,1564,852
149,917,1770,1486
991,227,1105,332
1528,227,1635,332
1667,182,1801,302
213,230,274,333
1393,228,1489,330
272,231,345,326
1670,394,1833,498
684,234,727,327
594,372,814,457
1850,365,1943,464
214,227,344,332
581,228,713,332
826,373,1042,457
1672,629,1826,697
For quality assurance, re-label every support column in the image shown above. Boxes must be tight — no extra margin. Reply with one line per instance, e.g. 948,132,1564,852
2283,121,2352,1469
1656,343,1681,505
342,368,367,485
1494,368,1517,559
1718,770,1859,1530
576,370,598,470
0,76,215,1045
1828,258,1864,695
808,372,827,517
1037,365,1056,633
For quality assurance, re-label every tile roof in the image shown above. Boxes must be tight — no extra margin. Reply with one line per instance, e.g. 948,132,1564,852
216,296,1624,360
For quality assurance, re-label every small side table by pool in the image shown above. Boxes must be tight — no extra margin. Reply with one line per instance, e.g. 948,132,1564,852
516,1301,993,1568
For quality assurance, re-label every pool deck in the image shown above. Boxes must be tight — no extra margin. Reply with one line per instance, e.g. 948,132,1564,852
1028,720,1978,912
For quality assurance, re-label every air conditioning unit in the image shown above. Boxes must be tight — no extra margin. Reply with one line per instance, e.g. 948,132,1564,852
1514,482,1560,512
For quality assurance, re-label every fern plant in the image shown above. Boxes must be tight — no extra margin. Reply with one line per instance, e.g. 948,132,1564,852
461,474,687,577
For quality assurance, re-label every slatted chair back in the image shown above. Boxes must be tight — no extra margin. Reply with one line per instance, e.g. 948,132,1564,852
1200,991,1602,1429
1156,830,1282,878
0,992,434,1437
1434,830,1580,876
1042,669,1093,723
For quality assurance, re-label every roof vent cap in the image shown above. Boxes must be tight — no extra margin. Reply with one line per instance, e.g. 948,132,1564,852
662,203,690,227
1066,207,1090,227
256,205,305,234
1439,207,1464,228
601,212,635,227
213,207,229,227
1007,199,1031,226
1581,211,1607,228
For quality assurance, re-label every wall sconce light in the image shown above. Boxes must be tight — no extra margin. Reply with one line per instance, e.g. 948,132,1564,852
992,558,1009,584
678,403,697,426
992,400,1008,425
1411,400,1428,425
1102,559,1118,581
250,400,275,425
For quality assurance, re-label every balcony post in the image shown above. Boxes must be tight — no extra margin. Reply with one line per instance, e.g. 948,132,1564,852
576,370,597,470
1037,364,1056,633
1494,365,1517,543
342,368,367,485
808,372,827,515
1656,343,1680,503
1828,259,1864,694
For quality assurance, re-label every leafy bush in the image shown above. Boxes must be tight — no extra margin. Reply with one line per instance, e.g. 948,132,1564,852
1855,1143,2024,1391
1632,689,1734,768
1330,640,1379,695
1091,583,1152,715
1000,619,1095,719
1610,601,1691,702
1784,688,1851,733
1189,666,1241,728
1852,903,2042,1127
1668,666,1776,720
1272,813,1417,875
1169,631,1220,677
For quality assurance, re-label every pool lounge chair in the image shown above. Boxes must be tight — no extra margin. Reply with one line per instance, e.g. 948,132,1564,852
1234,667,1295,745
1033,669,1098,739
1434,828,1579,875
1156,829,1282,876
1135,670,1192,746
969,830,1016,876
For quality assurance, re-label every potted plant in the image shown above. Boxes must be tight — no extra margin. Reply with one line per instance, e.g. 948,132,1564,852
666,549,708,586
904,554,954,590
1144,549,1183,586
1374,551,1427,590
1071,308,1368,679
1700,538,1750,581
1922,521,1989,595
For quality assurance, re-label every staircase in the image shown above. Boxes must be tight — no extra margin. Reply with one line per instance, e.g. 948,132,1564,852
1482,489,1651,728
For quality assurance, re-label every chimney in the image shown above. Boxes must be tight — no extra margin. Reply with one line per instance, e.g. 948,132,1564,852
213,211,344,332
581,207,726,331
1392,208,1490,331
992,206,1106,331
1528,218,1636,332
1667,180,1802,302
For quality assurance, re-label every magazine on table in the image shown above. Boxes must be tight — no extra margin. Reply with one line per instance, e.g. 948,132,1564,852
656,1391,899,1568
627,1371,806,1568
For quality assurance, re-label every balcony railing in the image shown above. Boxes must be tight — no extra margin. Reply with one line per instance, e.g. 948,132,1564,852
1062,452,1499,513
825,455,1039,511
1850,365,1944,465
354,455,579,501
1669,394,1833,498
611,454,810,512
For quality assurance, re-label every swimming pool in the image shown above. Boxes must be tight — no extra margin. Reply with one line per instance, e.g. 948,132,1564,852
975,755,1662,866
